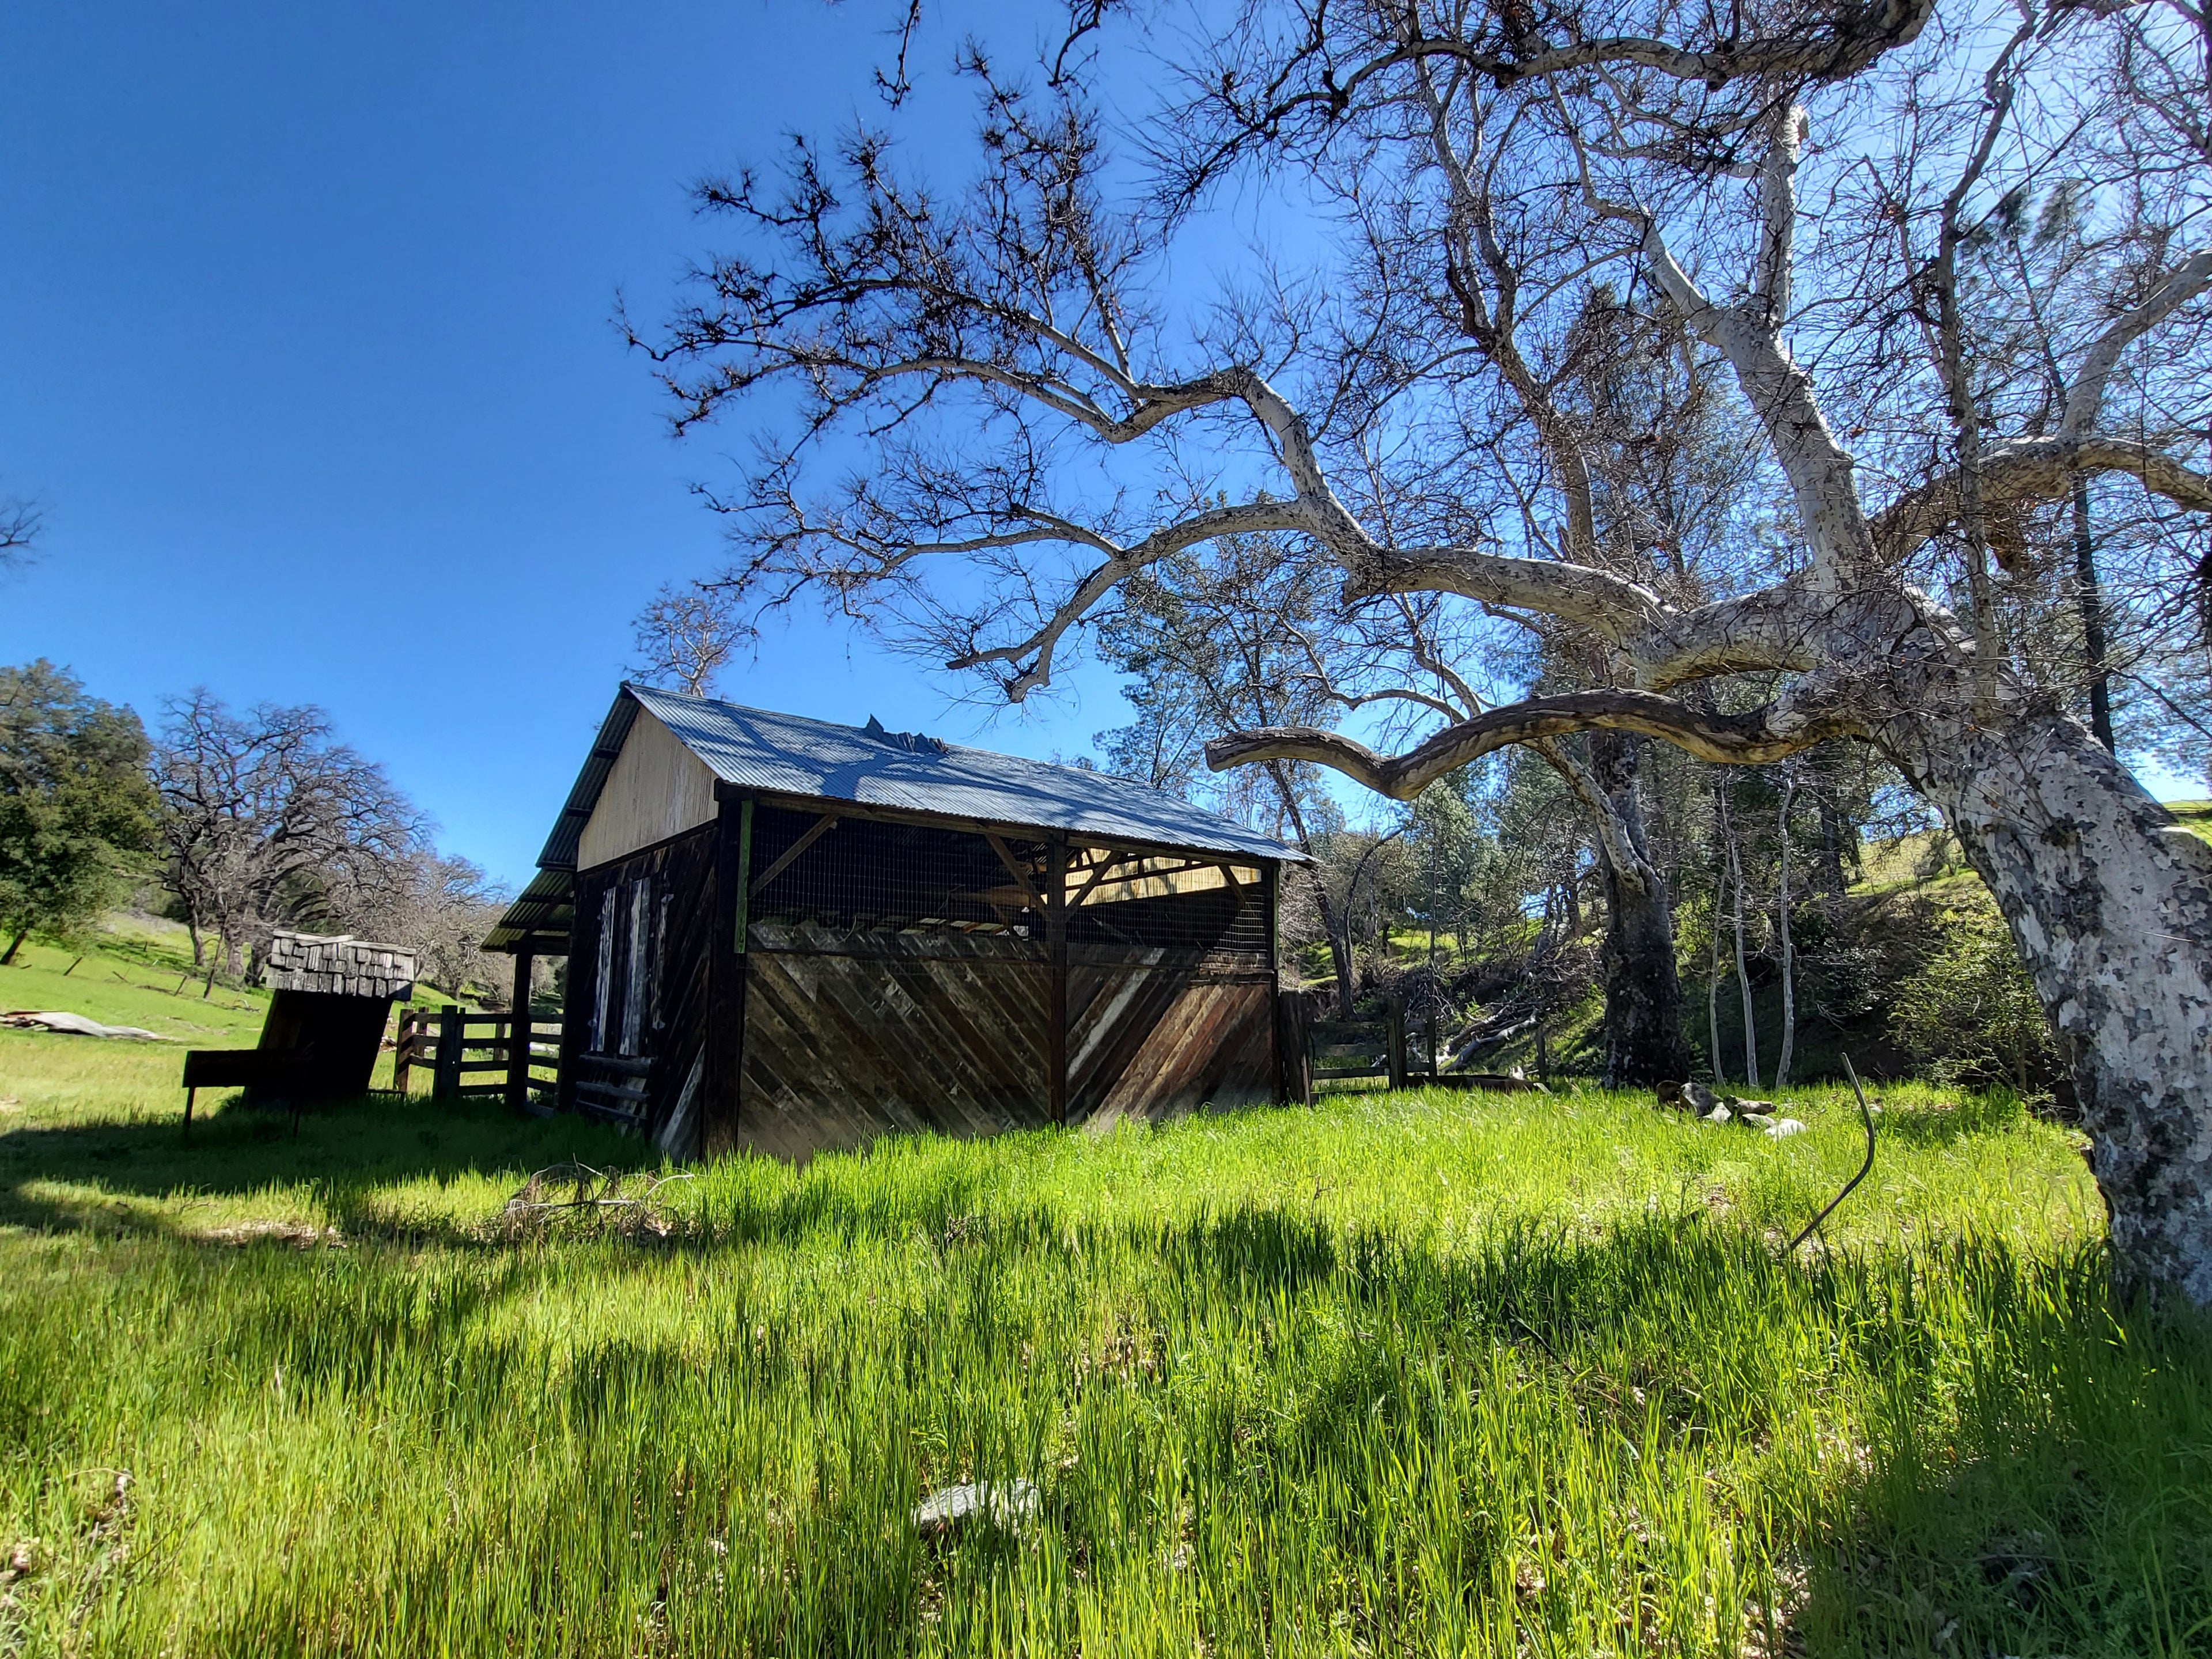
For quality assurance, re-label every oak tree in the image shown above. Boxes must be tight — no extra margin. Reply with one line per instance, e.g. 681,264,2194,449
641,0,2212,1300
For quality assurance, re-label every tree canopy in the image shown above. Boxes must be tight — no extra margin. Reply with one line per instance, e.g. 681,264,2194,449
0,660,158,962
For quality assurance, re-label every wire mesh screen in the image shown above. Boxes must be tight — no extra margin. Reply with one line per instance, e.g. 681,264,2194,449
747,806,1270,957
1064,851,1271,956
750,808,1045,938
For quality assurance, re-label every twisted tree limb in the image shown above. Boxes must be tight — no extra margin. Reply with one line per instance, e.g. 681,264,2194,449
1205,687,1861,798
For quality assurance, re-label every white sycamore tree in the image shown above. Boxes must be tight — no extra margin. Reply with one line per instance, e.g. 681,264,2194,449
640,0,2212,1301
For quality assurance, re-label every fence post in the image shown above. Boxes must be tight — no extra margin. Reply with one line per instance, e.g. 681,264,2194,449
1277,990,1313,1108
433,1005,464,1101
505,953,534,1112
1385,997,1408,1093
393,1007,414,1095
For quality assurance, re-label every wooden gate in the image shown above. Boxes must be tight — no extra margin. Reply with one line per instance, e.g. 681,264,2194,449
394,1006,562,1107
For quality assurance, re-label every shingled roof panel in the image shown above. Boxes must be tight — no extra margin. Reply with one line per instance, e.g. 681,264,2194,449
262,930,418,998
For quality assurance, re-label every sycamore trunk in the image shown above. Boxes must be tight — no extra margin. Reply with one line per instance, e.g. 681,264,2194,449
1892,708,2212,1301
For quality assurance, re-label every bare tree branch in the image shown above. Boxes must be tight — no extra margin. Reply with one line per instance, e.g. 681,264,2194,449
1206,685,1861,797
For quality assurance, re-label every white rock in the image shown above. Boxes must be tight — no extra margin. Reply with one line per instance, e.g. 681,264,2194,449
913,1479,1039,1534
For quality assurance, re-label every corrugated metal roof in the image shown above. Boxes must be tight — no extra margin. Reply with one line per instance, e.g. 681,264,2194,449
489,684,1301,952
559,684,1297,868
649,684,1296,858
482,868,575,954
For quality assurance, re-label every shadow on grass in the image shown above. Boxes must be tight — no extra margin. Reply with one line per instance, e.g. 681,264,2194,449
1872,1088,2042,1148
0,1059,2201,1656
75,1195,2203,1658
0,1090,645,1241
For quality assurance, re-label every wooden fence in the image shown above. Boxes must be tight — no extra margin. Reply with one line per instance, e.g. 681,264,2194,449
393,1006,561,1107
1308,999,1435,1090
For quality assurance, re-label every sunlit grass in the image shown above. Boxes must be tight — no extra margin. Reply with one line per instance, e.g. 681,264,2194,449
2,1014,2204,1654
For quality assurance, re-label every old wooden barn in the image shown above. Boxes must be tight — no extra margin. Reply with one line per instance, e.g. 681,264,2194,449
486,684,1304,1160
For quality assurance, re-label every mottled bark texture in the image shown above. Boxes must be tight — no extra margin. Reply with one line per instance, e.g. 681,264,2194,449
1589,734,1693,1086
1888,706,2212,1302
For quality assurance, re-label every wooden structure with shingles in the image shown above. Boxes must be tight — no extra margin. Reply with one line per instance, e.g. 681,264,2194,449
179,931,421,1117
256,931,419,1101
487,684,1303,1160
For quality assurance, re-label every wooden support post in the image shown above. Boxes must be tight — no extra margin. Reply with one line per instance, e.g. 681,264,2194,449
393,1007,412,1096
733,800,755,953
703,795,752,1158
1264,860,1280,1100
433,1005,464,1101
1047,835,1069,1124
1385,997,1408,1093
505,952,533,1112
984,832,1043,908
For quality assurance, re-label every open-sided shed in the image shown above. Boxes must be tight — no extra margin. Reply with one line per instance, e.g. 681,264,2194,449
487,684,1303,1160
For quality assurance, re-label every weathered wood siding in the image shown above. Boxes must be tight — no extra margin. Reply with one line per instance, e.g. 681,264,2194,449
576,709,719,871
734,921,1051,1159
734,923,1275,1159
559,820,720,1153
1069,946,1278,1127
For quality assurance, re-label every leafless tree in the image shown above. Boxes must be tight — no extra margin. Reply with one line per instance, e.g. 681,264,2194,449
153,691,423,981
344,849,515,1002
631,581,746,697
0,492,43,576
637,1,2212,1301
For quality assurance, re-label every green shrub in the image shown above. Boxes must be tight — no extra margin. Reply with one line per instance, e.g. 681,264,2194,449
1890,896,2058,1091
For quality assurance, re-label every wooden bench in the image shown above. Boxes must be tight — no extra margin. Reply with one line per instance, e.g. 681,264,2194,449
179,1048,318,1134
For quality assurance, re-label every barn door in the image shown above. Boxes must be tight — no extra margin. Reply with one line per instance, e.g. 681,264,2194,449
577,872,660,1126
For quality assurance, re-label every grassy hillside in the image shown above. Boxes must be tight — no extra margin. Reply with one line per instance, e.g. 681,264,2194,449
4,1017,2206,1656
0,918,499,1130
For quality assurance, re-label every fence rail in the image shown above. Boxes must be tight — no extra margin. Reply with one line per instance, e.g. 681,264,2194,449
1308,999,1430,1089
393,1006,561,1105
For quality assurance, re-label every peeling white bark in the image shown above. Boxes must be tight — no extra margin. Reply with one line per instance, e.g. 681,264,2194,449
1888,707,2212,1301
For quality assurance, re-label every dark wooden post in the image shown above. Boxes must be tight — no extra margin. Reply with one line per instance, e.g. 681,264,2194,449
1277,988,1313,1108
1046,835,1069,1123
433,1005,464,1101
732,799,755,953
1264,859,1285,1102
702,795,752,1158
393,1007,414,1096
505,952,534,1111
1385,997,1408,1092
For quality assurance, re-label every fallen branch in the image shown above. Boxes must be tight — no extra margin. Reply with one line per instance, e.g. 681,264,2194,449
1787,1055,1879,1255
498,1162,694,1239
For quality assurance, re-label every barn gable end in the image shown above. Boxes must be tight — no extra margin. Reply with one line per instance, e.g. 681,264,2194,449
577,708,718,871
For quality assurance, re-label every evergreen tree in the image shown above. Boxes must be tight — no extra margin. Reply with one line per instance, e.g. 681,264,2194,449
0,661,158,963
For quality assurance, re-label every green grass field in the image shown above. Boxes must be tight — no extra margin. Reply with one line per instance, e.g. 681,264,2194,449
3,938,2209,1656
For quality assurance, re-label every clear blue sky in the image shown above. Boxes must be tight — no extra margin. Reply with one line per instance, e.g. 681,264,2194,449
0,0,1121,887
3,2,2192,893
